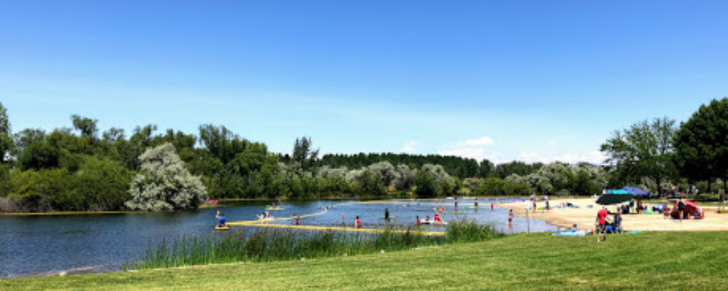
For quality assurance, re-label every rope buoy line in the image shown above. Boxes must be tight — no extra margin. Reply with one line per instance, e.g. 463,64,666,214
226,201,446,236
242,223,446,236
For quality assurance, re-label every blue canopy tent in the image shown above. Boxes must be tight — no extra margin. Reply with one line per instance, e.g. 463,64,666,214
621,186,652,197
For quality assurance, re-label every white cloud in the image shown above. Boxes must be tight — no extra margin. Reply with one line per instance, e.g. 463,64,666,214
437,147,485,160
552,151,606,165
401,141,418,152
485,152,505,164
458,137,495,146
518,152,545,163
437,137,497,161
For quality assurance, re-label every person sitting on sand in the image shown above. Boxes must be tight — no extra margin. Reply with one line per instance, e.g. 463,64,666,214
612,212,623,233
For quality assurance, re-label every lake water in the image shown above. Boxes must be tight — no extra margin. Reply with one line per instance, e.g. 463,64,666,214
0,198,556,278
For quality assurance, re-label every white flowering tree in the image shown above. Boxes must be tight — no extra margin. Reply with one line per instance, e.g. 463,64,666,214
125,143,207,211
393,164,416,191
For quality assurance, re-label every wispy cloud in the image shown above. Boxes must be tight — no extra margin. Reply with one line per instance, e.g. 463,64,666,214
552,151,606,165
401,141,418,152
518,152,544,163
458,136,495,146
437,136,497,161
437,147,485,160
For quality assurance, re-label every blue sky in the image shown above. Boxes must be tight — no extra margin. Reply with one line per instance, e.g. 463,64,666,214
1,1,726,164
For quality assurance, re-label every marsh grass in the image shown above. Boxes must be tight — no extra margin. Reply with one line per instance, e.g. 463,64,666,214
446,219,505,243
134,221,497,269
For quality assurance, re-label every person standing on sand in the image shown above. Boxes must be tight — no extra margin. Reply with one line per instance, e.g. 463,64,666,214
597,207,609,242
676,198,685,222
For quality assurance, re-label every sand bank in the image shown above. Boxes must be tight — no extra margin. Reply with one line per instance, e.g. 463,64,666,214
499,199,728,231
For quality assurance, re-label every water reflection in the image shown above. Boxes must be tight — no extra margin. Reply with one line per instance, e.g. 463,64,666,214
0,198,556,278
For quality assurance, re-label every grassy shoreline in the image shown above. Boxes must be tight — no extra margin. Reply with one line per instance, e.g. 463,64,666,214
4,231,728,290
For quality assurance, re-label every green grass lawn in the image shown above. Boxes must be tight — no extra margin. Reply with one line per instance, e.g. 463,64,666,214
4,232,728,290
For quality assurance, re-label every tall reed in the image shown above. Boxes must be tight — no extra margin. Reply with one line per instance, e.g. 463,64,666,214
133,221,500,270
445,219,505,243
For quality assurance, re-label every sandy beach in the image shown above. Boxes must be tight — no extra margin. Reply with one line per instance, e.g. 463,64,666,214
499,198,728,232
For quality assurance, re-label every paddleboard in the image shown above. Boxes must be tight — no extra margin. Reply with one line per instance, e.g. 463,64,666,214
379,217,398,219
265,207,284,211
465,206,480,209
419,221,448,225
215,226,230,231
441,211,467,214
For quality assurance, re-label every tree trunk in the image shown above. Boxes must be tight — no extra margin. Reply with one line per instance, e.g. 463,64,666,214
721,190,725,213
656,176,662,198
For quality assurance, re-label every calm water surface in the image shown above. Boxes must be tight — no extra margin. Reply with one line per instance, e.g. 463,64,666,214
0,198,556,278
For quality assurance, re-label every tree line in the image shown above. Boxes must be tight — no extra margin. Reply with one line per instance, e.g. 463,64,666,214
0,103,476,212
601,98,728,199
2,97,724,212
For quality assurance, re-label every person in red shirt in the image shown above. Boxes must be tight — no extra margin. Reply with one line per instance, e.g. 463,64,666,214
355,216,361,228
597,207,609,242
416,216,421,225
491,203,494,211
